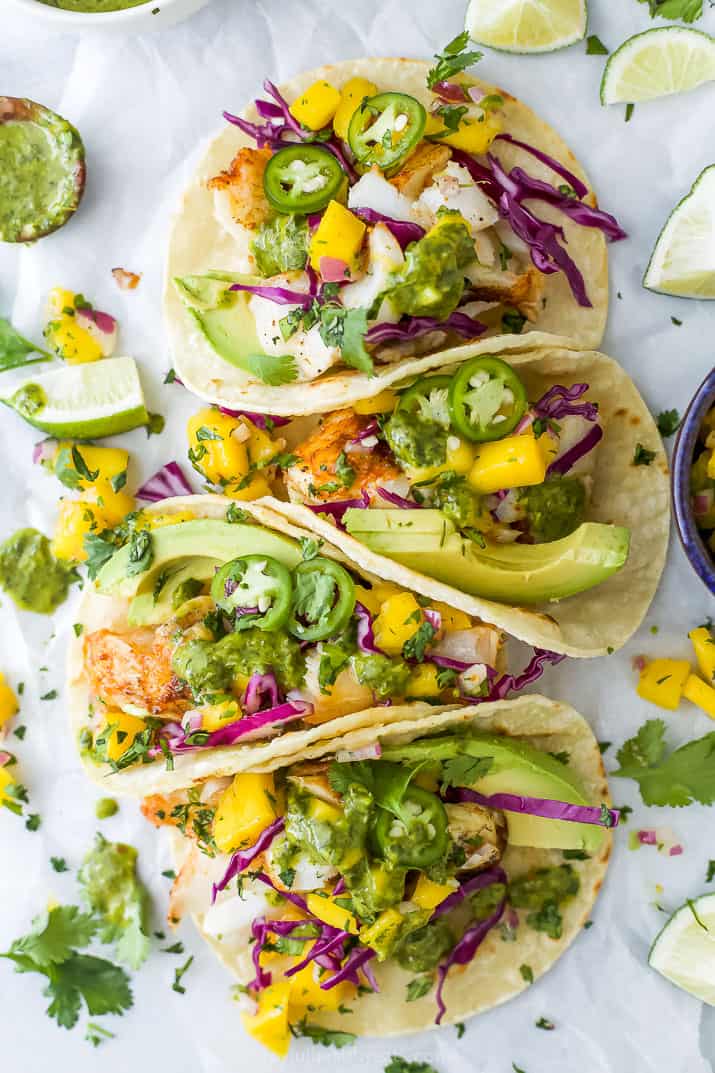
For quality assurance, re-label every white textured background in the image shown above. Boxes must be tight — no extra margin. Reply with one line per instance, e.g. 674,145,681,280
1,1,714,1071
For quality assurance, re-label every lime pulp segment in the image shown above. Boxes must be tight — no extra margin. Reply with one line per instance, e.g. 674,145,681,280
644,165,715,299
601,27,715,104
465,0,587,54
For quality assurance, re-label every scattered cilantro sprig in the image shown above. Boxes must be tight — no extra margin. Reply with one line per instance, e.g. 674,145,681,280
613,719,715,806
427,32,482,89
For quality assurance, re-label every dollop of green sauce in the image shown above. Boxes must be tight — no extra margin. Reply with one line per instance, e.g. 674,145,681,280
0,528,75,613
78,833,151,969
385,409,447,470
0,123,66,240
172,627,306,700
8,383,46,420
519,476,586,544
37,0,149,11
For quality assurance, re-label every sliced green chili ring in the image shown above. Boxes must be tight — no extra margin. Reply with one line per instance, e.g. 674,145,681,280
263,145,346,215
287,557,355,642
448,355,528,443
372,787,448,869
397,374,453,422
211,555,293,632
348,92,427,177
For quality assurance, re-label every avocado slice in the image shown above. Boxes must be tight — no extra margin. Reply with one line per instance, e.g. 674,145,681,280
174,272,264,372
344,509,629,605
127,557,217,626
97,520,302,600
381,733,605,853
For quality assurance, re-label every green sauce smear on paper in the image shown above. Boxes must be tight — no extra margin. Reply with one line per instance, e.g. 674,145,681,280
0,528,76,613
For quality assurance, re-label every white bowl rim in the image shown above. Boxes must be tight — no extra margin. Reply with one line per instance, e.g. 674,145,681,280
7,0,190,24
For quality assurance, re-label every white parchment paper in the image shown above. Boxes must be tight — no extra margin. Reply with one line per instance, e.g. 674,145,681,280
1,2,714,1071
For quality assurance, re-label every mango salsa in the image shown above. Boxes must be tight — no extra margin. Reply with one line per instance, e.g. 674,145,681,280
683,674,715,719
412,874,458,911
333,77,378,141
468,432,547,495
373,592,423,656
306,892,360,935
637,658,691,710
52,500,105,562
289,80,341,131
0,674,18,730
438,111,502,154
213,772,278,854
309,200,366,273
689,627,715,684
406,662,442,698
241,980,292,1058
354,389,398,416
288,961,355,1014
96,712,148,765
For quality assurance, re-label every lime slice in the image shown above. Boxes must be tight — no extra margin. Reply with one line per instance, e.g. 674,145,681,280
465,0,586,53
649,894,715,1004
601,27,715,104
644,165,715,299
2,355,148,438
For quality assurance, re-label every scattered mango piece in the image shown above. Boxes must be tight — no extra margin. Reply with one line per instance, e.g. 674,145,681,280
468,433,547,495
689,626,715,684
309,201,366,273
0,674,19,730
683,674,715,719
241,980,292,1058
637,658,691,711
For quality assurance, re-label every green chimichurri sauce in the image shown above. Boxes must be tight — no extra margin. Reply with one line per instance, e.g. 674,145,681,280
0,528,76,613
36,0,149,11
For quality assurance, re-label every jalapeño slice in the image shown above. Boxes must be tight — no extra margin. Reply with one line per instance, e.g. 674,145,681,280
287,557,355,642
211,555,292,632
397,374,453,426
448,356,527,443
348,92,427,177
263,144,346,215
373,786,449,869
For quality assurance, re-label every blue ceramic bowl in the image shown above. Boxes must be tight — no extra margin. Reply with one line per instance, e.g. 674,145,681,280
671,366,715,595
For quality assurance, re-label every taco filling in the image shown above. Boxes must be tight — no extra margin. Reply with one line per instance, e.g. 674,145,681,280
173,39,624,388
283,356,630,604
146,714,616,1055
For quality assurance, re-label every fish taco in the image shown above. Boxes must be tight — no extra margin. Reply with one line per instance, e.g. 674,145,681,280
68,494,573,796
165,49,625,415
149,694,614,1055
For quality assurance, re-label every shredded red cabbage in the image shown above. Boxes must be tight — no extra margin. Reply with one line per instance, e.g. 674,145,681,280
365,310,486,345
534,383,599,423
348,420,380,447
495,133,588,198
229,282,313,308
376,486,416,509
354,601,384,655
450,787,620,828
320,945,377,991
242,672,281,715
135,461,194,503
353,207,425,248
164,699,311,756
465,648,566,703
217,407,291,429
430,865,507,921
547,422,603,477
306,490,370,527
431,654,472,672
211,818,285,902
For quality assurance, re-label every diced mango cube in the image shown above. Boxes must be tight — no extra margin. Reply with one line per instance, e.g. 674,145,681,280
0,765,16,807
333,77,378,141
199,700,239,732
439,112,502,154
309,201,366,273
373,592,424,656
411,874,458,911
97,712,148,764
0,674,18,729
359,907,404,954
683,674,715,719
241,980,292,1058
306,893,360,935
637,658,691,711
289,960,355,1013
430,601,471,632
406,662,442,698
468,433,547,495
354,581,402,616
52,499,105,562
54,442,129,490
83,484,135,527
226,474,272,502
289,80,341,131
689,626,715,684
45,291,105,364
187,407,249,486
213,772,278,854
446,438,476,475
354,389,398,415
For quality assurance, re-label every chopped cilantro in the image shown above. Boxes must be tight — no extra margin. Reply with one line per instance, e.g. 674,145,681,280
586,34,608,54
406,975,433,1002
613,719,715,806
656,409,681,437
51,857,69,873
633,443,656,466
427,32,482,89
290,1018,356,1048
520,963,534,984
172,954,194,994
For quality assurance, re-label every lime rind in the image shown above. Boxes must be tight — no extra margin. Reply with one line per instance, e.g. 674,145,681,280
649,893,715,1005
465,0,587,54
600,26,715,105
643,165,715,300
2,355,148,439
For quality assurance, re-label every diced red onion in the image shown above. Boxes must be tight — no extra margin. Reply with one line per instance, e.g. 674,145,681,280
638,829,657,845
136,461,194,502
320,257,350,282
335,742,383,763
32,438,55,465
424,608,441,633
669,845,684,857
211,817,285,902
376,486,417,509
694,489,714,516
0,751,12,767
433,80,471,102
353,207,425,248
547,422,603,476
354,602,384,656
241,672,281,715
450,787,620,828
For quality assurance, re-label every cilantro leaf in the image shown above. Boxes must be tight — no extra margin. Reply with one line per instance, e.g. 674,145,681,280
707,861,715,883
290,1018,356,1048
319,305,373,374
246,352,298,386
9,906,97,966
633,443,656,466
385,1058,439,1073
406,975,433,1002
613,720,715,807
656,409,681,437
441,754,493,789
638,0,702,22
51,953,132,1019
84,532,120,580
126,529,153,578
0,317,51,372
586,34,608,54
427,32,483,89
402,620,436,662
71,446,99,484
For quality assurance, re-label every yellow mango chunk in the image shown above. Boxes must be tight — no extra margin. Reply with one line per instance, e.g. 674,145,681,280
468,433,547,495
406,663,442,698
689,627,715,684
226,474,272,501
199,700,239,732
241,980,292,1058
333,77,378,141
289,80,341,131
683,674,715,719
354,389,398,415
52,500,105,562
439,112,502,154
373,592,424,656
306,893,360,935
289,961,355,1013
430,601,471,632
213,772,278,854
0,765,16,807
412,874,458,911
637,659,691,711
0,674,18,729
54,442,128,488
354,581,402,616
359,907,404,952
45,312,103,364
97,712,148,764
84,485,135,527
309,200,366,273
187,408,251,486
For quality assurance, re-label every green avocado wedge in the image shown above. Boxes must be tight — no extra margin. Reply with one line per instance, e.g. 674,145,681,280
97,519,302,600
343,509,630,605
174,272,265,371
381,732,606,853
0,97,86,244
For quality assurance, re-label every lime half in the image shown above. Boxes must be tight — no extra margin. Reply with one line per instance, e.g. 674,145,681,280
649,894,715,1004
465,0,586,53
2,355,148,439
644,166,715,299
601,27,715,104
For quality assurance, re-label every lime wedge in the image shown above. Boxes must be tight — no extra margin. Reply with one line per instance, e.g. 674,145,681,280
2,355,148,438
465,0,586,53
649,894,715,1004
601,27,715,104
644,165,715,299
